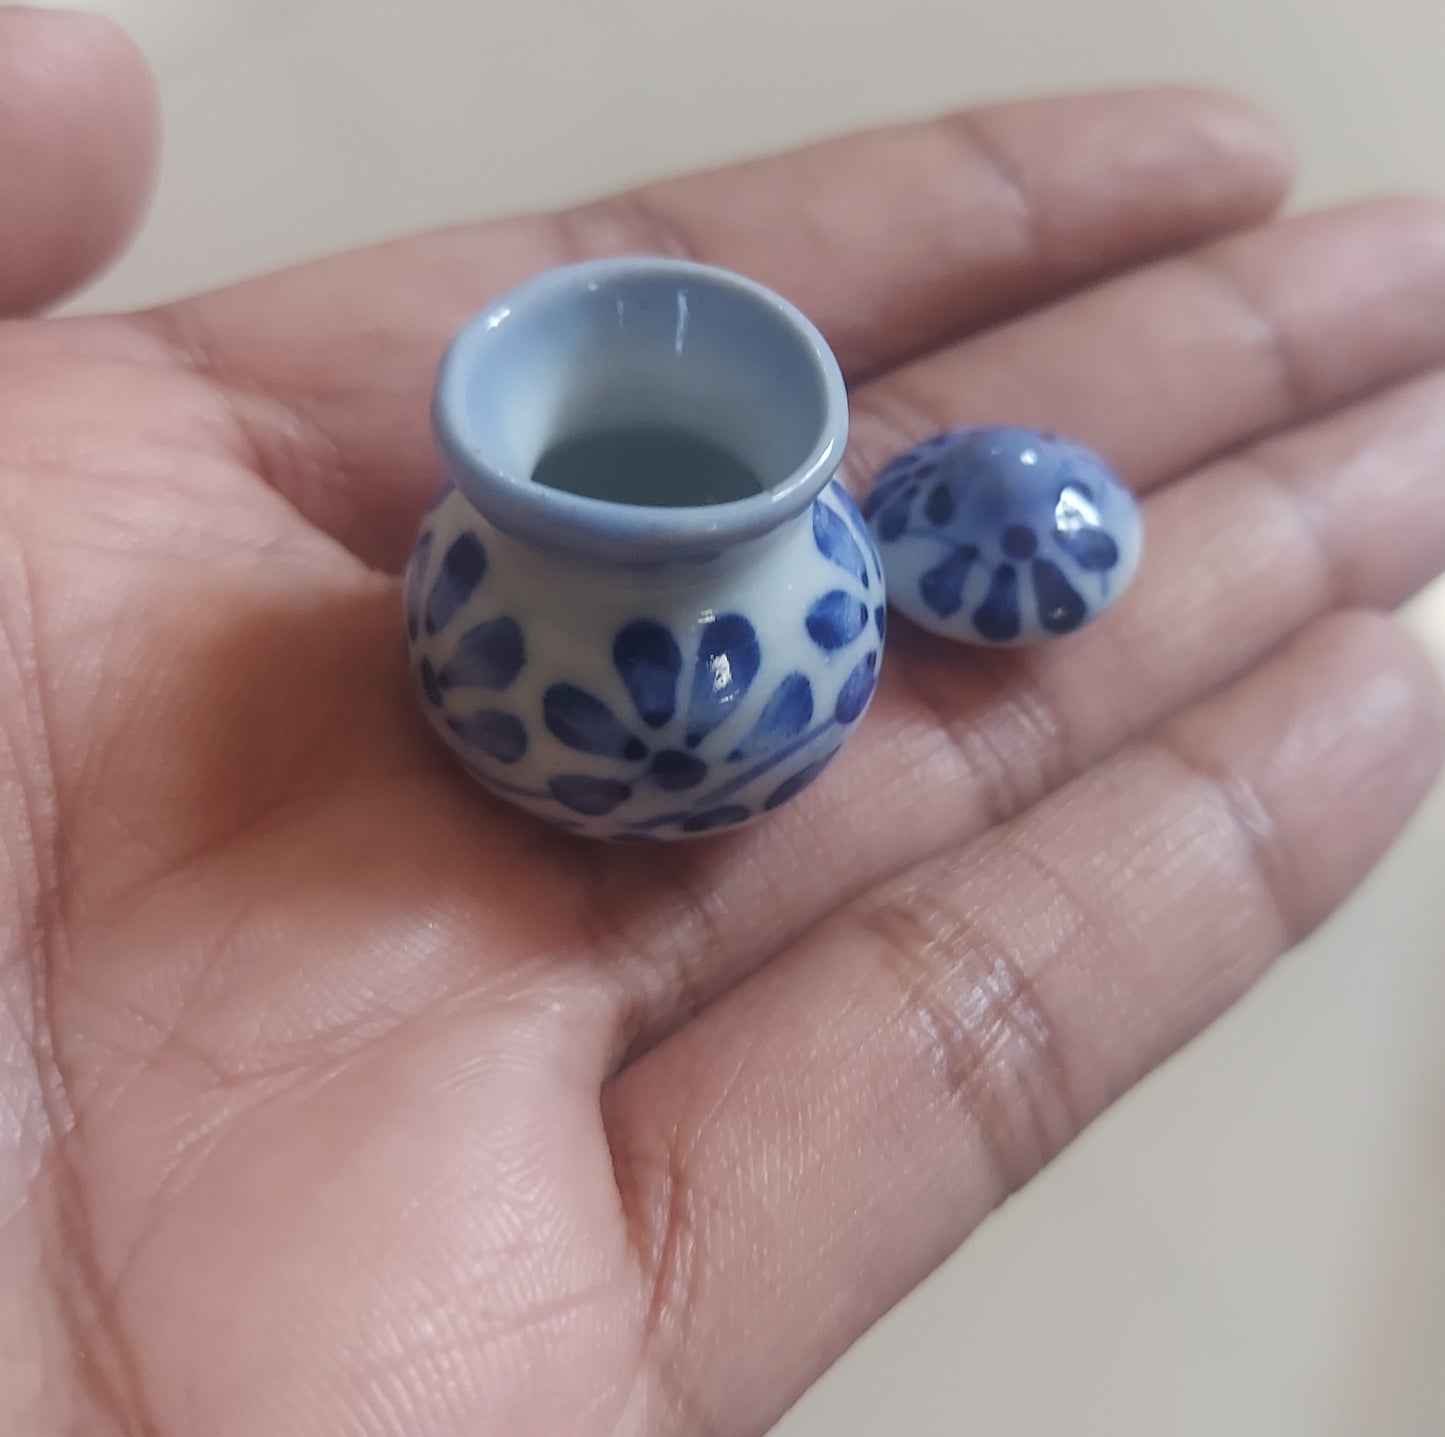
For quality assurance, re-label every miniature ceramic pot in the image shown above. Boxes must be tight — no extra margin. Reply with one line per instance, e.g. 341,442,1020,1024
864,425,1142,645
404,257,885,841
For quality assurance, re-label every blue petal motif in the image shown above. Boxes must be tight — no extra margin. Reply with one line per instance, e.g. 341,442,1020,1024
424,532,488,635
544,684,647,761
1032,558,1088,634
446,708,529,763
973,564,1021,643
763,750,839,811
685,613,761,748
813,497,871,585
613,618,682,729
874,604,888,639
404,530,433,640
1053,482,1120,571
924,483,955,526
861,478,894,521
806,591,869,651
1056,528,1119,571
438,616,525,691
831,481,877,562
681,805,752,833
418,656,443,706
835,650,879,724
875,494,912,543
728,672,814,761
549,774,634,816
918,545,979,619
1001,524,1038,560
647,749,709,791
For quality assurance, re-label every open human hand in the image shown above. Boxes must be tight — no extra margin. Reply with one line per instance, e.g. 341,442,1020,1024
4,10,1444,1435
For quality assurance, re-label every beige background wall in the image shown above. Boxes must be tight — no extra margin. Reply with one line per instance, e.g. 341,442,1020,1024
46,0,1445,1431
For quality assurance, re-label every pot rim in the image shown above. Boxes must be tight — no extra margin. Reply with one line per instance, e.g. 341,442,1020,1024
431,256,849,562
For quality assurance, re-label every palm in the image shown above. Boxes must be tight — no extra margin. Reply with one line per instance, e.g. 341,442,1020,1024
5,16,1445,1437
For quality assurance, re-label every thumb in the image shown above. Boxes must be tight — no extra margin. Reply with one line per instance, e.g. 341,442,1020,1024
0,6,157,314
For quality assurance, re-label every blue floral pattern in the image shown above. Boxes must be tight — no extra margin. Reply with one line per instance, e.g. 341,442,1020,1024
864,426,1142,646
403,478,885,839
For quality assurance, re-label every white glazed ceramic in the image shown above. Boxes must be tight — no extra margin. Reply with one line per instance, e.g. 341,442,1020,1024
403,257,885,841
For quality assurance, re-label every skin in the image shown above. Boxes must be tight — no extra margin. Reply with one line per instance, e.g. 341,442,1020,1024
1,8,1443,1435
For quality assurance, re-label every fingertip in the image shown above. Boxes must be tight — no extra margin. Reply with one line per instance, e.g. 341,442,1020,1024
965,86,1295,272
1,6,158,116
1323,609,1445,776
1347,192,1445,270
1167,86,1294,184
1182,609,1445,936
1110,85,1295,219
1301,610,1445,879
0,5,160,311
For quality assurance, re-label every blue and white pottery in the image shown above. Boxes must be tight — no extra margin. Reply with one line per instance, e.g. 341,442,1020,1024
864,425,1142,646
404,257,885,841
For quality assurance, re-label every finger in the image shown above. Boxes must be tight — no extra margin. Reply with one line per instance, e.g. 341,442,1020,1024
0,7,156,314
141,89,1289,567
603,612,1445,1437
846,196,1445,496
555,88,1289,380
585,369,1445,1055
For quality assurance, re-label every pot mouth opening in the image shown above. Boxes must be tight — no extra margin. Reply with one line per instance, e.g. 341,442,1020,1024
432,257,848,561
